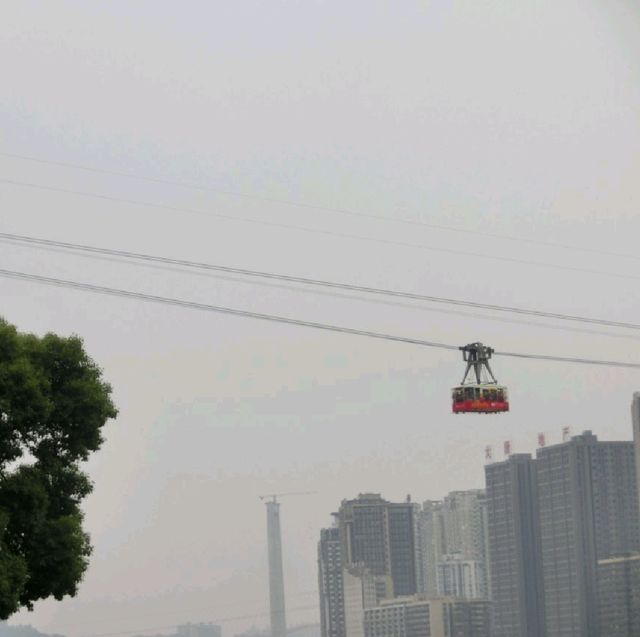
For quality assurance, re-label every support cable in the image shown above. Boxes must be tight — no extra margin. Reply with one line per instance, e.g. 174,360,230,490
2,231,639,331
1,268,638,369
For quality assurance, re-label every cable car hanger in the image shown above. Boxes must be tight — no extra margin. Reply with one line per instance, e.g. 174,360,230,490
452,343,509,414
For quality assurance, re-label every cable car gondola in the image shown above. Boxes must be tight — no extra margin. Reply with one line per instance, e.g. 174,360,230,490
452,342,509,414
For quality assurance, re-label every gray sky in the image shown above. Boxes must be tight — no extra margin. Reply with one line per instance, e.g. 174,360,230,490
1,1,640,635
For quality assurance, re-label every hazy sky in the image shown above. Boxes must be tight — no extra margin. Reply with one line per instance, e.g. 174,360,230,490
1,1,640,636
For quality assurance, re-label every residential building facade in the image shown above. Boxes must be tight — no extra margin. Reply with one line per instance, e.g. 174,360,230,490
338,494,418,598
536,431,640,637
417,501,445,597
597,554,640,636
485,454,545,637
318,526,345,637
417,492,489,600
633,392,640,516
363,596,490,637
436,555,486,600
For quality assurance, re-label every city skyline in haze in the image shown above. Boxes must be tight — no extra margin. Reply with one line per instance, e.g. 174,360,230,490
1,2,640,636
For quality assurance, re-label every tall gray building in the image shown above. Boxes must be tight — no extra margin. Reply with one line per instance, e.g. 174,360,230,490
536,431,640,637
633,392,640,516
597,554,640,636
318,527,345,637
445,598,492,637
338,494,418,598
417,501,445,596
485,454,545,637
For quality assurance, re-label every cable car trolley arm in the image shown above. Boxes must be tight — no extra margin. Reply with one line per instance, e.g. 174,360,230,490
460,342,498,385
452,342,509,414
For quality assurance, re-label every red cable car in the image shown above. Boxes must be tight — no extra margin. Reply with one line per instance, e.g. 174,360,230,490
452,342,509,414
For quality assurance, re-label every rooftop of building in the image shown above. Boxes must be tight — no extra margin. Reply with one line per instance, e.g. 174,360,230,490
597,553,640,565
371,595,491,609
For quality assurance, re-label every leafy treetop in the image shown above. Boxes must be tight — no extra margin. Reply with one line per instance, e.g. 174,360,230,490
0,318,117,619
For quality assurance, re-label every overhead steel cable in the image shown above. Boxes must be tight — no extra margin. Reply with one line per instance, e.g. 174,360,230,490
9,243,640,344
1,149,637,261
2,231,640,332
0,268,459,350
2,178,640,282
8,238,640,343
1,268,638,369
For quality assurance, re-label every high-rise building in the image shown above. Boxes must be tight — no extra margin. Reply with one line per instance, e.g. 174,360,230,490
417,489,490,598
597,554,640,636
338,494,418,598
417,492,489,601
416,501,444,596
440,492,489,600
318,527,345,637
440,491,488,563
445,599,491,637
535,431,640,637
633,392,640,515
388,502,419,597
485,454,545,637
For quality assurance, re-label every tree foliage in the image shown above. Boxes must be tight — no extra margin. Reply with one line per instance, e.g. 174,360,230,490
0,318,117,618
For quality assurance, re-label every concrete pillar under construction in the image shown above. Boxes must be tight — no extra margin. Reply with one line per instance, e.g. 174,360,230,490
266,499,286,637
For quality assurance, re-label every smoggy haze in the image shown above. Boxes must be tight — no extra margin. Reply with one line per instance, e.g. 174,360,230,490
1,2,640,636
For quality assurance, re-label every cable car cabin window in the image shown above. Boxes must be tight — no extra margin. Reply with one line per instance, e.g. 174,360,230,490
497,389,504,402
464,387,473,400
474,388,480,399
490,389,497,401
482,389,490,400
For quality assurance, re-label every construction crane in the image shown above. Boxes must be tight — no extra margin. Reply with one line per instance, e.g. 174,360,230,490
259,491,316,503
260,491,317,637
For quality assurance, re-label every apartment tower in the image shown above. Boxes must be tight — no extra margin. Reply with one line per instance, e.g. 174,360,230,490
536,431,640,637
318,526,345,637
338,493,418,598
485,454,545,637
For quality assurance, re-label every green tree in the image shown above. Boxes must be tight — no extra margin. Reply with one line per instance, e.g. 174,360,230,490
0,318,117,618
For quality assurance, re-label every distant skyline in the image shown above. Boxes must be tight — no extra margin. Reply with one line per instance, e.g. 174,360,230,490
0,622,320,637
2,1,640,636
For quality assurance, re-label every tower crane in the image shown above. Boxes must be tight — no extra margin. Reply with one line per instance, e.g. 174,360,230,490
260,491,317,637
259,491,317,503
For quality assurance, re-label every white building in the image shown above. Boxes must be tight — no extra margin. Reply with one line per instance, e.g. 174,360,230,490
343,566,380,637
417,492,490,600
